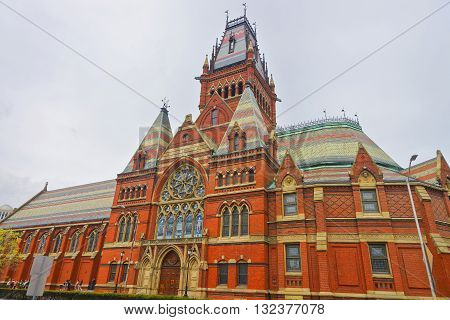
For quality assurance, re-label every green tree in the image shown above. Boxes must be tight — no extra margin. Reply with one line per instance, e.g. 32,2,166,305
0,229,21,274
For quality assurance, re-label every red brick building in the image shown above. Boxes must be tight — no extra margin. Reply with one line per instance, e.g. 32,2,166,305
1,14,449,299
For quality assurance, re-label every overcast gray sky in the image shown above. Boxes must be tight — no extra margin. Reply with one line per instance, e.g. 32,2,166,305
0,0,449,207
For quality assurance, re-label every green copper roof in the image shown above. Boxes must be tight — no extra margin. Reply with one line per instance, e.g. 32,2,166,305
277,118,402,171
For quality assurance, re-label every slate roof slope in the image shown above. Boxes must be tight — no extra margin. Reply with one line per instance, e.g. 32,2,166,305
123,107,173,173
404,157,438,185
0,180,116,229
276,118,402,172
216,85,269,155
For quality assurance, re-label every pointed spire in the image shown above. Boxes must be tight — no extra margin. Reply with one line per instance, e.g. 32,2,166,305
269,74,275,90
203,54,209,74
122,106,173,173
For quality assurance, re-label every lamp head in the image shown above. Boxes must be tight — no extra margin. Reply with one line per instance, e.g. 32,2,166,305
410,154,418,163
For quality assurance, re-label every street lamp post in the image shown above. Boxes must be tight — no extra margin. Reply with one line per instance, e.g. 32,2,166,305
405,154,436,298
184,249,193,297
114,250,125,293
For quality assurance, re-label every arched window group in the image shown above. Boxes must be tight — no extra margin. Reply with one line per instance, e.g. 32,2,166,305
157,164,205,240
221,205,249,237
52,233,63,253
119,185,147,201
217,168,255,188
117,214,138,243
134,152,147,170
86,230,99,252
210,81,243,99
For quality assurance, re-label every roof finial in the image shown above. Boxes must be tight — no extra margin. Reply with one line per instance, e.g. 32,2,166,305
242,2,247,16
341,107,346,117
252,22,257,36
225,10,229,25
269,74,275,88
323,108,327,119
354,112,359,123
161,97,170,111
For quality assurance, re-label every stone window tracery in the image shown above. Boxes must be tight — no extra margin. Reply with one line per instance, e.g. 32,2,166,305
156,164,205,240
220,204,249,237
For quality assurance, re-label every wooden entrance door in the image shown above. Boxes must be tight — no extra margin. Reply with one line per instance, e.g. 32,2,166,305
158,251,181,295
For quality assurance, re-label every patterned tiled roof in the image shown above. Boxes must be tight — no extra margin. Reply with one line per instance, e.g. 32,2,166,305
212,16,267,78
277,118,402,172
123,107,173,173
216,85,269,155
0,180,116,229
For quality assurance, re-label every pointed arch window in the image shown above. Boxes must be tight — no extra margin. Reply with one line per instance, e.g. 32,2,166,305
157,216,165,239
217,87,222,97
238,81,243,95
231,83,236,97
121,262,129,283
231,207,239,236
120,189,125,200
184,212,193,238
23,235,32,254
124,217,132,242
211,109,219,126
175,215,183,239
218,174,223,187
241,206,249,235
118,218,126,242
52,233,63,253
68,232,80,252
233,133,240,152
225,173,231,186
165,214,174,239
248,169,255,183
241,171,247,184
222,208,230,237
233,171,239,185
194,213,203,237
141,185,147,198
86,230,99,252
224,86,229,99
37,233,47,253
108,262,117,282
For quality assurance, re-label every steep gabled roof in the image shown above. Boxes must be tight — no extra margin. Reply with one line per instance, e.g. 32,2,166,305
215,85,269,155
123,107,173,173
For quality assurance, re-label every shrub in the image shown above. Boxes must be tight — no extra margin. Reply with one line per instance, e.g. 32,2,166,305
0,288,191,300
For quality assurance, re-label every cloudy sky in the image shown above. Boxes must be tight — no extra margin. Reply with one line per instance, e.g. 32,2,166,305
0,0,449,207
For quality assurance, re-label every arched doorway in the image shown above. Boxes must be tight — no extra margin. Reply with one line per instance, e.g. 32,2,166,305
158,251,181,295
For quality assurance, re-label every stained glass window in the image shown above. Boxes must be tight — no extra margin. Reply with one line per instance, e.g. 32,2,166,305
157,165,205,240
165,214,174,239
194,213,203,238
175,215,183,239
184,213,193,238
157,216,165,239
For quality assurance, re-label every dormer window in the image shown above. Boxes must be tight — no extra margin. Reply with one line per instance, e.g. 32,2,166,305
228,34,236,53
233,133,240,152
183,133,190,142
211,109,219,126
